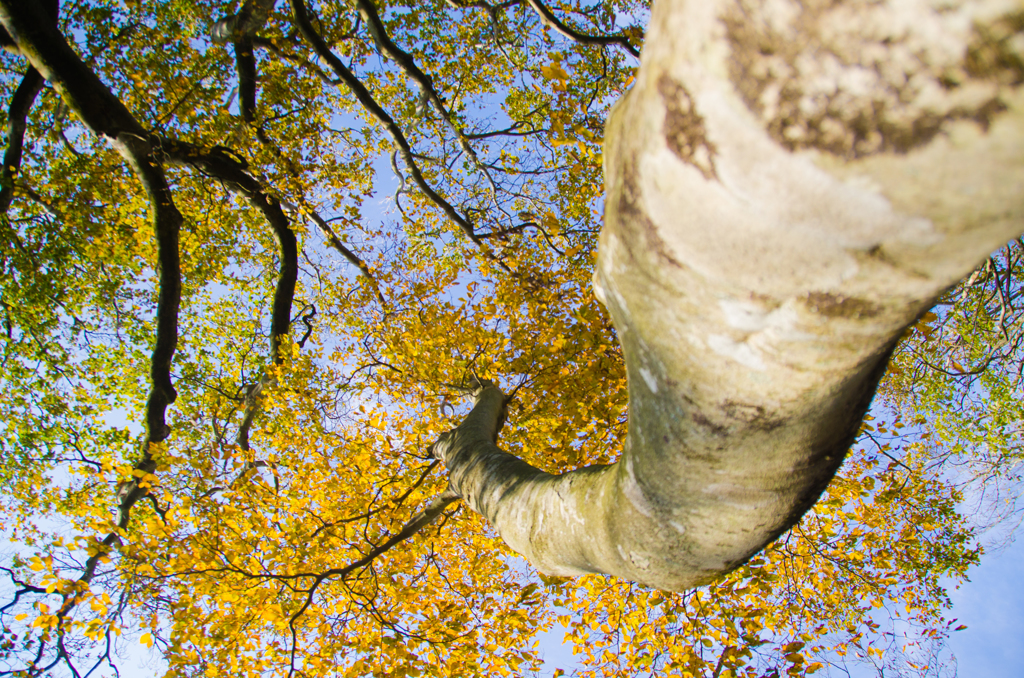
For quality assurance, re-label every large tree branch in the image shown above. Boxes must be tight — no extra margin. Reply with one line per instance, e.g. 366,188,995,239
437,0,1024,590
211,1,273,129
0,6,186,665
161,140,297,359
234,36,259,124
159,139,299,453
0,66,44,214
162,138,382,301
161,140,385,459
0,0,182,448
212,0,278,44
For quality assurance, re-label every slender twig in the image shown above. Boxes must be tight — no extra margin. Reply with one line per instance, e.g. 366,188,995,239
296,303,316,348
464,121,544,139
353,0,498,198
251,35,341,84
305,208,386,303
290,0,510,272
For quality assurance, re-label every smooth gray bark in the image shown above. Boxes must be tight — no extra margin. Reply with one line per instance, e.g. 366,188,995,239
438,0,1024,591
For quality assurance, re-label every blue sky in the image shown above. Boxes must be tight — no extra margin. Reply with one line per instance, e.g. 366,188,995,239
946,535,1024,677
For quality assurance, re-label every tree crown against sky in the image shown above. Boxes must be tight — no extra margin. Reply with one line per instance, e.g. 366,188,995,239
1,1,1023,677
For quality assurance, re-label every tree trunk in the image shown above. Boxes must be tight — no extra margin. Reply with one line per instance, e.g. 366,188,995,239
437,0,1024,590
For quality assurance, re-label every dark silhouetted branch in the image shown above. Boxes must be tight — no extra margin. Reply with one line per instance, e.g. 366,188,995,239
0,0,182,449
0,8,184,669
234,36,259,123
525,0,639,57
0,66,44,213
160,139,297,361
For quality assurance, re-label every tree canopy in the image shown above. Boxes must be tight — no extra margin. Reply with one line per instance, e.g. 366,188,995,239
1,1,1022,677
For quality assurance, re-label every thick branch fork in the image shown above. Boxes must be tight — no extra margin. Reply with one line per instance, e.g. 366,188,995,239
437,0,1024,590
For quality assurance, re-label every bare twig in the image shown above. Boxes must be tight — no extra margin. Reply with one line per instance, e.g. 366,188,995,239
251,35,341,85
290,0,511,272
353,0,499,198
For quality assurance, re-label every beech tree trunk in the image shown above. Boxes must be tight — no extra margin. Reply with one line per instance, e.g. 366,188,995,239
436,0,1024,590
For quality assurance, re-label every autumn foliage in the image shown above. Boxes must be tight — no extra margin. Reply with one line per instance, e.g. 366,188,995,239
0,1,1016,677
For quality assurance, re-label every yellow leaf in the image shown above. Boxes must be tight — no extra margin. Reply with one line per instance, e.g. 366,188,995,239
140,632,154,648
540,62,569,82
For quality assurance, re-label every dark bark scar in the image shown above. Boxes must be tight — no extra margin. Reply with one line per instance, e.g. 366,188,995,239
657,74,718,180
693,411,728,437
805,292,881,319
722,401,783,432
